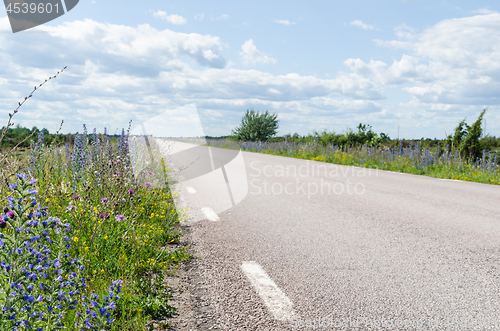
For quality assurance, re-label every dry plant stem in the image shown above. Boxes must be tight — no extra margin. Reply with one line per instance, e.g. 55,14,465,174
0,66,67,145
0,66,67,169
0,68,67,203
0,130,37,164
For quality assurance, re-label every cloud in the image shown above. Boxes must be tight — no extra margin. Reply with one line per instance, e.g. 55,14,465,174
371,12,500,104
0,17,385,136
211,14,229,20
394,24,417,41
194,13,205,21
472,8,496,15
240,39,277,65
7,13,500,137
274,19,296,26
152,11,187,25
349,20,375,30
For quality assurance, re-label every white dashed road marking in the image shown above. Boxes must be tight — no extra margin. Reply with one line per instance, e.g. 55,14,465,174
201,207,219,221
186,186,196,194
240,261,296,322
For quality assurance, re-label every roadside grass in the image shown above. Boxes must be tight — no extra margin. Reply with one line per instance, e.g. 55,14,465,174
0,127,191,329
0,69,192,329
34,128,190,329
206,139,500,185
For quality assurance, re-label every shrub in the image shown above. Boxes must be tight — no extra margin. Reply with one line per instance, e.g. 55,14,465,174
459,109,487,161
231,109,279,142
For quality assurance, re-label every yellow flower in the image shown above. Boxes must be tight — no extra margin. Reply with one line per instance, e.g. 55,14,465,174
45,198,50,202
104,235,108,240
73,237,78,242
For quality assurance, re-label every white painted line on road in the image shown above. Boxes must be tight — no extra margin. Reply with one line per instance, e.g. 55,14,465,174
240,261,296,322
201,207,219,221
186,186,196,194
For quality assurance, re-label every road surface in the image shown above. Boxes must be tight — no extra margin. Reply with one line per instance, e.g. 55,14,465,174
159,140,500,331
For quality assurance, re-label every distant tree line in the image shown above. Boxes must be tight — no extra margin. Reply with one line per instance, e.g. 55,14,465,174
0,125,124,150
229,109,500,161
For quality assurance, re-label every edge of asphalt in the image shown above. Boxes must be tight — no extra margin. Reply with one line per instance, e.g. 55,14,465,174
162,224,218,331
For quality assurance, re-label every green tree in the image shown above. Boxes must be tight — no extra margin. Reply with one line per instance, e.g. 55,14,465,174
452,119,469,150
459,108,487,160
232,109,279,141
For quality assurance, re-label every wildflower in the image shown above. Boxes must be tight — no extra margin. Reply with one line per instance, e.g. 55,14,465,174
8,183,17,190
66,205,75,212
128,190,135,195
73,237,79,242
115,214,125,222
6,211,16,219
16,173,27,180
145,183,152,188
71,195,79,200
101,198,108,204
98,213,110,220
147,171,154,175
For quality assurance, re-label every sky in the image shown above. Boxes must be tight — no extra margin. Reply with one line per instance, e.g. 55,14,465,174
1,0,500,139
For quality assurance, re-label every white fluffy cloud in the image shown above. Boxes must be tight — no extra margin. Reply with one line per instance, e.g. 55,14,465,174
349,20,375,30
240,39,277,66
4,12,499,137
369,12,500,107
153,11,187,25
0,17,383,136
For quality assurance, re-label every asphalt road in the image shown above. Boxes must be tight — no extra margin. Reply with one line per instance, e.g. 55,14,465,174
159,140,500,331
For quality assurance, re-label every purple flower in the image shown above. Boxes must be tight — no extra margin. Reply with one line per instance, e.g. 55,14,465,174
66,205,75,212
147,171,154,175
30,179,37,185
128,190,135,195
8,183,17,190
145,183,151,188
71,195,79,200
6,211,16,219
16,174,27,180
101,197,108,204
115,214,125,222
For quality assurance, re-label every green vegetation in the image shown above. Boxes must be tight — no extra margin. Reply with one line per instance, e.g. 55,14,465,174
217,109,500,185
231,109,279,142
0,70,190,330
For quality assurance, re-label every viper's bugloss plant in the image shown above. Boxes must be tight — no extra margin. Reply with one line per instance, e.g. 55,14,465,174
0,174,121,330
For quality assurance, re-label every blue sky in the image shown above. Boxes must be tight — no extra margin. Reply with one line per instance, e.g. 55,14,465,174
1,0,500,138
